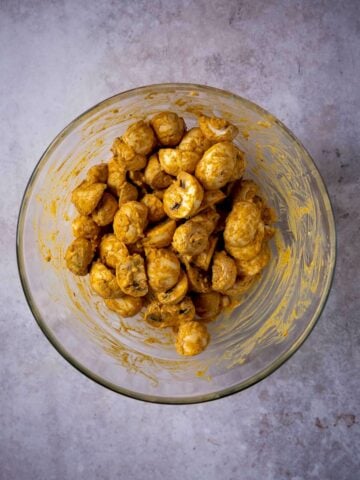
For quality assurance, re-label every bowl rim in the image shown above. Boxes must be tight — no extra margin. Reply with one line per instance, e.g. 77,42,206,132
16,82,337,404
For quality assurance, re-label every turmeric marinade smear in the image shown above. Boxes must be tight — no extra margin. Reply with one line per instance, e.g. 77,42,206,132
65,112,276,356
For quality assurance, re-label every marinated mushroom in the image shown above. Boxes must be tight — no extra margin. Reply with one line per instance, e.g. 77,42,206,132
141,194,166,223
116,253,148,297
86,163,108,183
195,142,246,190
89,261,123,299
232,179,260,205
151,111,185,146
71,181,107,215
192,235,218,270
65,237,94,276
190,208,220,234
161,297,195,326
212,251,237,292
175,321,210,356
176,151,200,174
193,291,222,320
158,148,200,176
226,222,265,261
105,296,143,317
178,127,212,157
72,215,100,239
146,248,180,292
198,115,238,142
144,153,173,189
142,219,176,248
158,148,180,176
122,120,156,156
172,221,208,256
111,137,147,171
145,297,195,328
186,263,211,293
163,171,204,219
92,192,118,226
144,302,163,327
99,233,128,269
113,201,148,244
157,270,188,305
224,201,262,249
235,243,271,277
128,170,148,189
118,181,139,207
107,158,126,196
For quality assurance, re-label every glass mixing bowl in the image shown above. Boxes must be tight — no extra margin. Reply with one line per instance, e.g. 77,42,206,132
17,84,336,403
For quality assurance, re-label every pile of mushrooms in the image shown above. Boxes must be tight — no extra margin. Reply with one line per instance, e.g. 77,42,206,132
65,112,276,356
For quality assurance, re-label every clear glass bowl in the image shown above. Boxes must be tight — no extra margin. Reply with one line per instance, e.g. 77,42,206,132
17,84,336,403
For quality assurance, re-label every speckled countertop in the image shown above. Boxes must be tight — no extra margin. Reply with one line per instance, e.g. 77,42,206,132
1,1,359,479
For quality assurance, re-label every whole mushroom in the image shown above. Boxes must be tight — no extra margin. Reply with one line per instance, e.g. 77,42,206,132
195,142,246,190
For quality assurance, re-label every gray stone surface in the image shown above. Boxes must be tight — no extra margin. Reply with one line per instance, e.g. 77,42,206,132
1,0,359,478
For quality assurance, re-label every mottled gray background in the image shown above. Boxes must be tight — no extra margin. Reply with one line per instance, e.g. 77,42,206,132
1,0,360,479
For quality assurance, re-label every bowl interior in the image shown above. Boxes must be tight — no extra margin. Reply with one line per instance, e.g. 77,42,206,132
17,84,336,403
